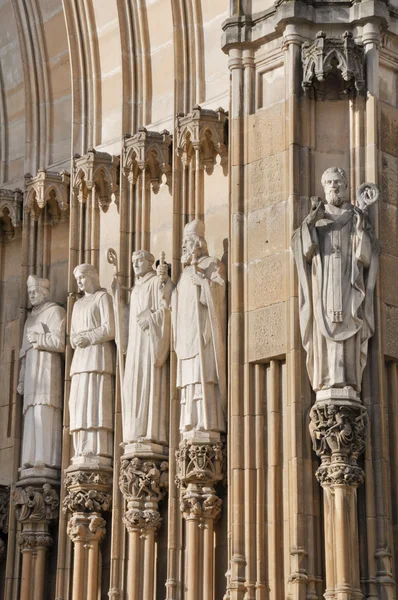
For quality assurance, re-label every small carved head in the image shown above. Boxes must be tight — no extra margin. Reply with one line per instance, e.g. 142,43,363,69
321,167,348,207
73,263,100,294
27,275,50,306
132,249,155,278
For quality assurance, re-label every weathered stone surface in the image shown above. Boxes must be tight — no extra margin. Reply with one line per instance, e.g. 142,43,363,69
380,103,398,158
247,153,287,211
247,201,286,260
382,303,398,360
247,252,288,311
248,302,287,362
247,103,286,163
380,254,398,307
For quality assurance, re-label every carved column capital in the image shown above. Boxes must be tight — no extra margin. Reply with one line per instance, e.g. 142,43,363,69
176,437,225,523
119,456,168,533
13,483,59,525
67,513,106,544
309,401,368,487
19,532,53,551
63,468,112,515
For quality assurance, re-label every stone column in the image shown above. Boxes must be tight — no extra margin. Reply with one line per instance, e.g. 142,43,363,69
309,393,368,600
176,435,225,600
63,468,112,600
13,484,59,600
119,454,168,600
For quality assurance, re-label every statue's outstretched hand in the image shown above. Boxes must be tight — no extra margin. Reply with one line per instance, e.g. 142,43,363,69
306,198,325,226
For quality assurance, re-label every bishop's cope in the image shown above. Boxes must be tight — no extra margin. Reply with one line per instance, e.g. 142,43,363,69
292,167,380,399
172,219,227,437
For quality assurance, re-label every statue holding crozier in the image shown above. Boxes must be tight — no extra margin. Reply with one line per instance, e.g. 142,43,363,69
292,167,380,400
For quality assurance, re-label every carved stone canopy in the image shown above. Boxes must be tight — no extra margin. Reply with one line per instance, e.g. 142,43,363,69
176,105,228,174
25,169,70,224
72,149,120,212
123,128,172,192
301,31,365,97
0,188,23,240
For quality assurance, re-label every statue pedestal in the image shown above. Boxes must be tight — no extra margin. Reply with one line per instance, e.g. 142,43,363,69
122,441,169,461
18,464,60,485
70,454,112,469
316,387,360,404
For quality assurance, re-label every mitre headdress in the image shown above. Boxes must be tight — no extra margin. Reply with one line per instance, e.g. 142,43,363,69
183,219,205,239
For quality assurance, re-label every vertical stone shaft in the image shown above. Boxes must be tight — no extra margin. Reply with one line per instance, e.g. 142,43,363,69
127,529,141,600
20,548,33,600
228,46,246,600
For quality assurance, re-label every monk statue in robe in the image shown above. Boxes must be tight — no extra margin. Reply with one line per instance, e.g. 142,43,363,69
292,167,380,396
69,264,115,463
17,275,66,472
120,250,174,448
172,219,227,435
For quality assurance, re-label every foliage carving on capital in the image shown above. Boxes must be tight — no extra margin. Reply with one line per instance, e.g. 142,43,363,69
123,508,163,532
301,31,365,96
14,484,59,524
67,513,106,543
63,468,112,514
19,532,53,550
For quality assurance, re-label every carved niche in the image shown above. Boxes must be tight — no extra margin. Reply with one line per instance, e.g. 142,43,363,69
25,169,70,224
0,188,23,240
123,127,172,193
176,105,228,174
302,31,365,97
73,149,119,212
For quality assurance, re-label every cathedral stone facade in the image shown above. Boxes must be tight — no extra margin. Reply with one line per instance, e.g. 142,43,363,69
0,2,397,600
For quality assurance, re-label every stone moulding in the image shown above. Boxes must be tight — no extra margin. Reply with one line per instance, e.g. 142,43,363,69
301,31,365,96
0,188,23,240
72,149,120,212
25,169,70,224
123,128,172,192
176,105,228,175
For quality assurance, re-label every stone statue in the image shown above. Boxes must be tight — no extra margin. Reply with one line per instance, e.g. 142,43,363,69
118,250,174,448
172,219,227,435
69,264,115,464
292,167,380,397
17,275,65,473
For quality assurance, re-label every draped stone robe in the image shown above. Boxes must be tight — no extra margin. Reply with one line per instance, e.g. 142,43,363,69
19,301,66,468
172,255,227,433
69,289,115,458
122,270,174,446
292,202,379,392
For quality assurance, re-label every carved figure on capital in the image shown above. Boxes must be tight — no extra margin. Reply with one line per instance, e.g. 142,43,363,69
292,168,380,398
14,484,59,524
173,219,227,435
111,249,174,449
69,264,115,464
17,276,66,474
